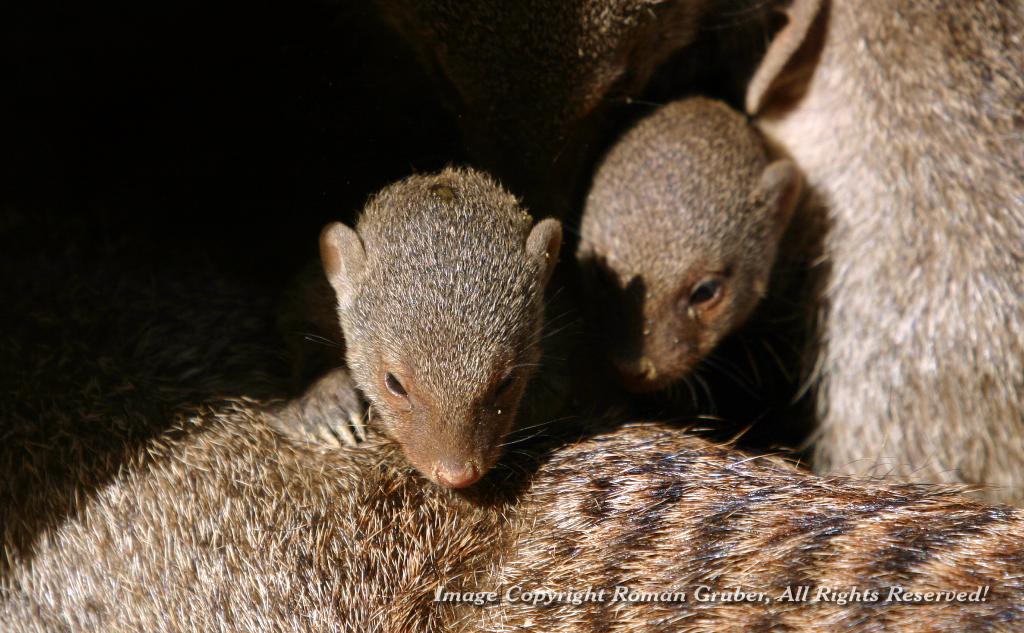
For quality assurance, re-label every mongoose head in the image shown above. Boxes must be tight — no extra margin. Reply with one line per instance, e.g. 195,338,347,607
321,167,562,488
578,97,801,393
378,0,722,204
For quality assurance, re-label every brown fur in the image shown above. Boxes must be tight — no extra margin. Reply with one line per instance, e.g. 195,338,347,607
577,96,801,393
372,0,779,209
4,209,1024,631
278,167,563,489
0,210,289,578
749,0,1024,502
4,397,1024,632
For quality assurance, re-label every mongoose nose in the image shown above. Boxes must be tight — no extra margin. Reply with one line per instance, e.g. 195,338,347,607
434,460,481,489
612,355,660,392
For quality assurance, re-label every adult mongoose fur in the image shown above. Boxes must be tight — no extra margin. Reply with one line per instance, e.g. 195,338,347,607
748,0,1024,502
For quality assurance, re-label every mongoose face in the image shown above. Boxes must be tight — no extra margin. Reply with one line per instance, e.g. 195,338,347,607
320,167,562,489
578,98,800,393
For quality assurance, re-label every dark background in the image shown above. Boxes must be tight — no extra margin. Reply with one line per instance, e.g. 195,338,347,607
2,0,809,459
1,3,812,569
4,0,462,285
2,1,474,568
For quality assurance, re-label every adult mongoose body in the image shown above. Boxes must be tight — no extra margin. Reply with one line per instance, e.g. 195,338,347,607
4,217,1023,631
578,96,801,394
748,0,1024,502
278,166,563,489
4,393,1024,632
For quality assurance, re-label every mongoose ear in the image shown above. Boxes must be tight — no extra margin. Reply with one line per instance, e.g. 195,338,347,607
527,218,563,286
746,0,823,116
755,160,803,235
319,221,366,310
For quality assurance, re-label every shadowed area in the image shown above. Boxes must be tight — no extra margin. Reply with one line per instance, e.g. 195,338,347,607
1,0,462,573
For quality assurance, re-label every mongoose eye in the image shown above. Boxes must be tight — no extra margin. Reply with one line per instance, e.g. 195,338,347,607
384,372,408,398
689,279,722,307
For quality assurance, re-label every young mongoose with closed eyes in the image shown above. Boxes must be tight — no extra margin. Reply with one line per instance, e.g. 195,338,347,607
748,0,1024,502
577,96,801,393
276,167,563,490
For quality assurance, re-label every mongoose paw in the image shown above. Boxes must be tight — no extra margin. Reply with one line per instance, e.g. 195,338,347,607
277,369,368,448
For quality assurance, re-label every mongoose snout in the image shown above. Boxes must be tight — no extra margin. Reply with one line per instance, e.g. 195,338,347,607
579,97,800,394
433,459,480,489
613,355,669,394
380,386,520,488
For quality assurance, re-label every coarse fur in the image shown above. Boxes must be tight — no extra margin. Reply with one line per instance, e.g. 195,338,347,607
4,398,1024,632
0,209,289,578
749,0,1024,502
4,208,1024,631
296,167,563,489
372,0,779,210
578,96,800,393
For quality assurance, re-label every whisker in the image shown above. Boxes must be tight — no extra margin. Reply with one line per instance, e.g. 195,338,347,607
692,372,716,411
509,414,576,436
738,336,764,388
297,332,343,349
757,337,794,382
701,355,760,398
498,428,552,448
539,323,577,342
680,374,700,408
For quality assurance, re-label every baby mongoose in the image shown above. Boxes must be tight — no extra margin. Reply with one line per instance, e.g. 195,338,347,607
748,0,1024,501
288,167,562,490
578,97,801,393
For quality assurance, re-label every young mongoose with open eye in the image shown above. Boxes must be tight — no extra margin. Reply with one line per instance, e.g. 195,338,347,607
748,0,1024,502
283,167,562,490
578,96,801,393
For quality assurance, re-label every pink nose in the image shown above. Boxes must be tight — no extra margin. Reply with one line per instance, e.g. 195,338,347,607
434,460,481,489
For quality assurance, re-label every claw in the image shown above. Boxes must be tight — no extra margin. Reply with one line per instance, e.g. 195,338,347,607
325,417,358,447
277,369,369,449
349,409,368,442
